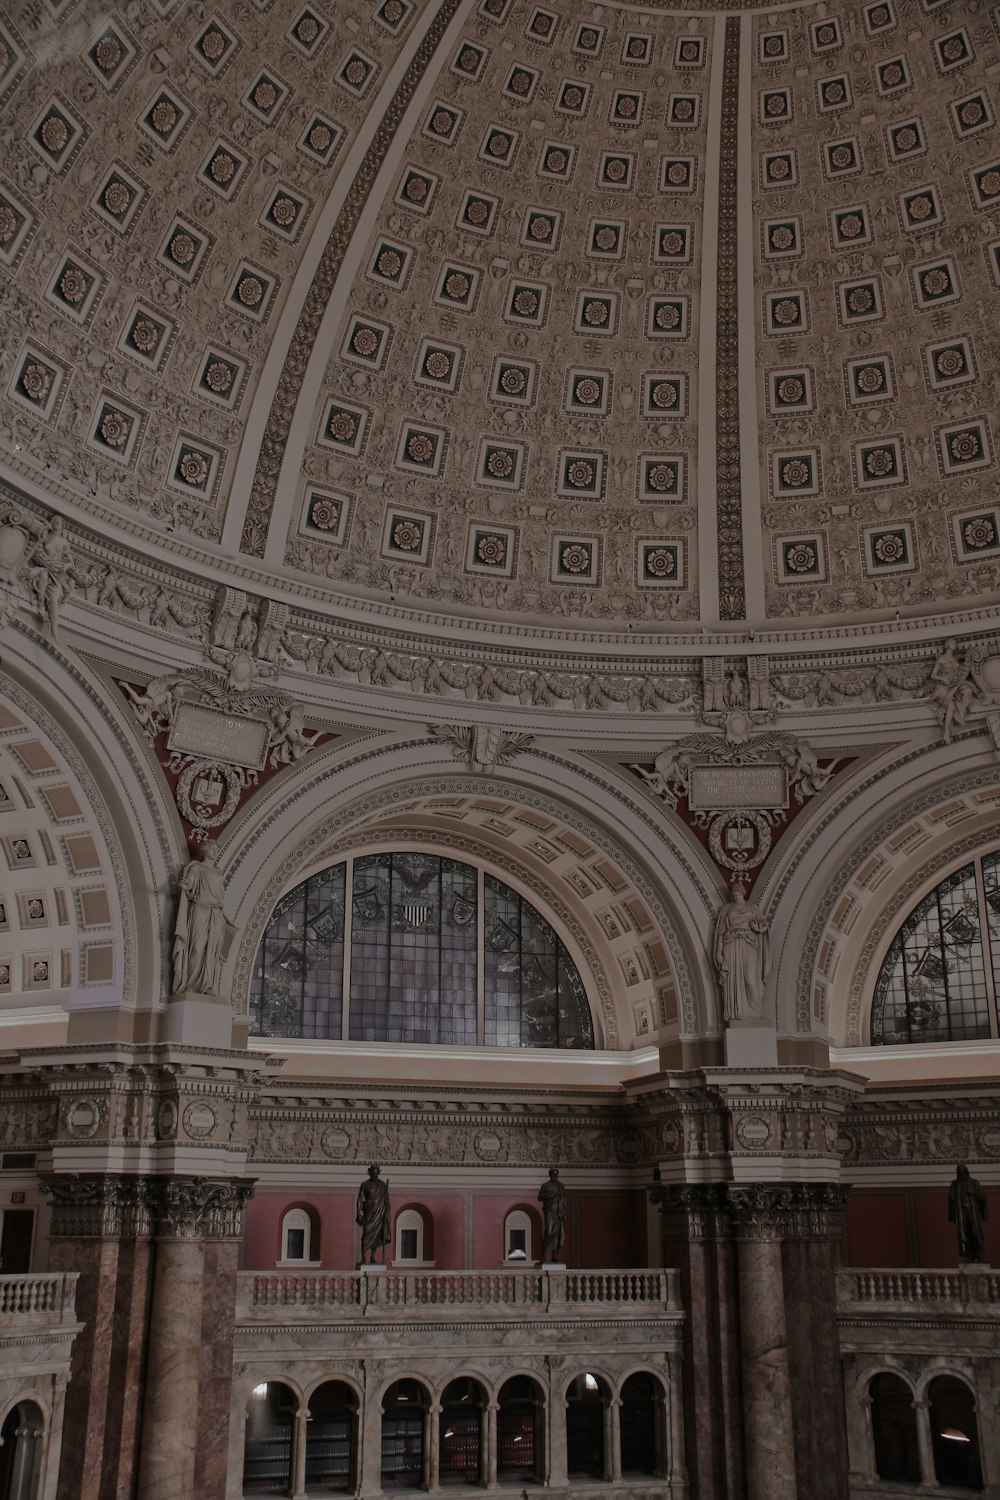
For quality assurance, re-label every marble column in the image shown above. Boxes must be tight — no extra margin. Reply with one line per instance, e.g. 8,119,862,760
734,1230,797,1500
914,1397,935,1486
425,1401,441,1490
137,1236,205,1500
651,1182,744,1500
43,1175,155,1500
608,1396,622,1481
291,1407,309,1500
136,1177,254,1500
484,1400,498,1487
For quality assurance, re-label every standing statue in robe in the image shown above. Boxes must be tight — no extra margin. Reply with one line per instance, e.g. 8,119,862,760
949,1163,988,1263
356,1165,391,1264
171,841,229,996
537,1168,566,1264
713,882,771,1023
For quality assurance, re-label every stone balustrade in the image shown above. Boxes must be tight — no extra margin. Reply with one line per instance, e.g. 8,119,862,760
238,1264,679,1317
837,1266,1000,1310
0,1271,78,1322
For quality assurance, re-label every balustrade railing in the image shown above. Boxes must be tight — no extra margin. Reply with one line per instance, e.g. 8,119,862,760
239,1265,678,1316
0,1272,78,1320
838,1268,1000,1309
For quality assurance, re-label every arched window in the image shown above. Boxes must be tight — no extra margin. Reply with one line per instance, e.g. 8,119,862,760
439,1378,485,1487
496,1376,543,1484
869,1372,920,1483
620,1372,661,1476
871,855,1000,1043
503,1209,533,1263
243,1382,296,1494
394,1207,433,1266
928,1375,983,1490
279,1207,317,1266
306,1381,357,1494
566,1372,608,1480
249,853,593,1049
381,1380,427,1490
0,1401,44,1500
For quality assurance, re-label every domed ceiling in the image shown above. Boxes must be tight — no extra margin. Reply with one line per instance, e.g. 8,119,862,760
3,0,1000,640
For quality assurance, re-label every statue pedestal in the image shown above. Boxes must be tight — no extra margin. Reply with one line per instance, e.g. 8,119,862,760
355,1261,388,1273
724,1022,778,1067
162,990,233,1049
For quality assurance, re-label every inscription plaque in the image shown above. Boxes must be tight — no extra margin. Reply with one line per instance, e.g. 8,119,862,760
689,763,787,811
168,703,270,770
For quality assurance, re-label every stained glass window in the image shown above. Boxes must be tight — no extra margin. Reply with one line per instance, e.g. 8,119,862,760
249,855,593,1049
871,858,1000,1043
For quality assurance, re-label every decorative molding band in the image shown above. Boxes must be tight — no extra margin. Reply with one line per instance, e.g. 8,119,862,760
716,17,745,621
240,0,464,558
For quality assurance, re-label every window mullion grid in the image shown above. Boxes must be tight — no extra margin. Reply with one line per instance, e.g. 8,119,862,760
933,885,953,1040
476,867,485,1046
973,858,999,1038
341,856,354,1042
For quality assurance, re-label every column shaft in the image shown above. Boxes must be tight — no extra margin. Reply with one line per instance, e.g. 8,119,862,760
737,1235,796,1500
136,1238,205,1500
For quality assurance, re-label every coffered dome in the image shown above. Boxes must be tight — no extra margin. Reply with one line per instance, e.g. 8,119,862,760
3,0,1000,642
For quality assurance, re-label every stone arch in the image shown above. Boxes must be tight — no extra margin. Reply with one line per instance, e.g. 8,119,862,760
222,738,716,1051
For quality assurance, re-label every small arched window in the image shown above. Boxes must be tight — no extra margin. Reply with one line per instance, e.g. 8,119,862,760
279,1207,318,1266
504,1209,533,1263
394,1207,433,1266
871,856,1000,1044
928,1375,983,1490
869,1372,920,1483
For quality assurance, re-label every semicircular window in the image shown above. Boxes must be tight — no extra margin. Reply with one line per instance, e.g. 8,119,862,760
249,853,593,1049
871,855,1000,1044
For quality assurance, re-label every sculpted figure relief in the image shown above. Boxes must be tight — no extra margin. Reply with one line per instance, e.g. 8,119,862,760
356,1164,391,1265
925,641,976,742
171,841,230,996
949,1162,988,1263
28,515,77,638
537,1167,566,1264
714,882,771,1023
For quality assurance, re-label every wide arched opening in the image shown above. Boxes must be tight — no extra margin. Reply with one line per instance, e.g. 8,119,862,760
305,1380,358,1494
496,1375,544,1484
243,1381,296,1494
